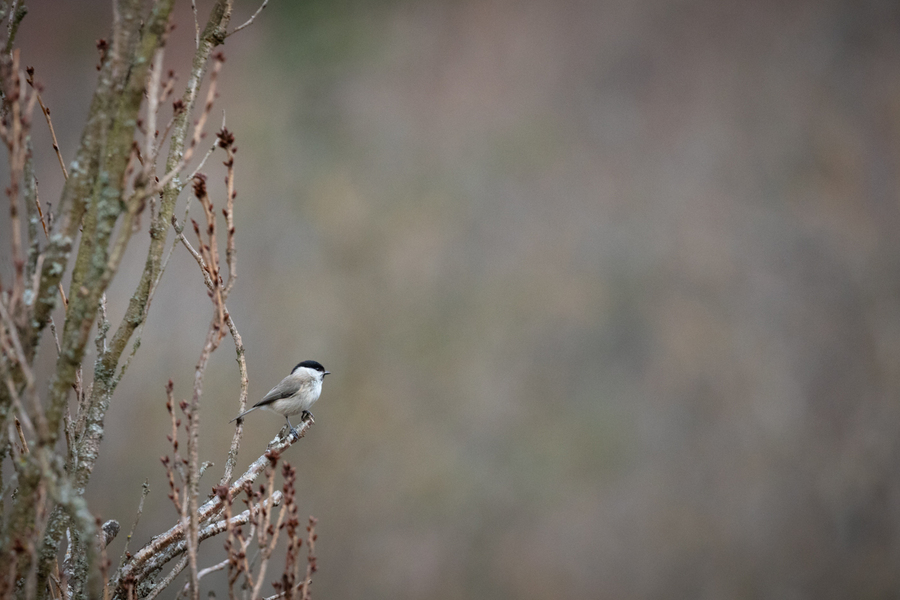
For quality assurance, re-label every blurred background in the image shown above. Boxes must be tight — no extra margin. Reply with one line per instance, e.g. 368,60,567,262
5,0,900,597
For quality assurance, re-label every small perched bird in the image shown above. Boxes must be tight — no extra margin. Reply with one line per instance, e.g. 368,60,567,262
231,360,330,439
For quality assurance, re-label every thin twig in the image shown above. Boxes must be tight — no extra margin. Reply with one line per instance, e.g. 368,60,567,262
219,311,247,485
185,137,218,182
4,375,35,443
184,294,227,600
143,47,165,184
175,553,236,597
196,558,229,583
175,222,214,290
119,479,150,568
120,51,224,214
228,0,268,37
30,191,68,306
145,52,224,200
251,462,285,599
183,110,225,187
218,125,237,294
301,517,318,600
25,68,68,180
0,49,33,312
14,417,27,453
0,291,48,437
145,555,187,600
191,0,200,50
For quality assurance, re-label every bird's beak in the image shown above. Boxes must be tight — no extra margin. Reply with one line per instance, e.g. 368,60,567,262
324,371,331,376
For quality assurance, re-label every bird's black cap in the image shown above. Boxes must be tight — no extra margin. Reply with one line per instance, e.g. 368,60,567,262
293,360,328,374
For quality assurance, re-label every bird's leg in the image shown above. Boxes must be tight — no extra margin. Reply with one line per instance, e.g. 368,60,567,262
285,416,299,440
301,410,314,424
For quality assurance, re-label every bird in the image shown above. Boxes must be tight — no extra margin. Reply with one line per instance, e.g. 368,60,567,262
231,360,330,439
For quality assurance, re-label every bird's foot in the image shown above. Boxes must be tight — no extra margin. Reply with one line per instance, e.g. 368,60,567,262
301,410,315,424
289,425,300,440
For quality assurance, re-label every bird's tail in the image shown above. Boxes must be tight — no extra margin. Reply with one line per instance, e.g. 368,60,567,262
230,405,259,423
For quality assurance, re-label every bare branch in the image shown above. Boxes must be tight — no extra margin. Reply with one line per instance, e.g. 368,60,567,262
228,0,268,37
119,480,150,568
301,517,319,600
25,68,68,180
250,463,285,599
219,312,248,485
0,49,36,316
112,426,309,594
28,187,68,307
3,0,25,54
191,0,200,50
142,46,165,184
145,555,187,600
140,52,224,202
0,291,48,439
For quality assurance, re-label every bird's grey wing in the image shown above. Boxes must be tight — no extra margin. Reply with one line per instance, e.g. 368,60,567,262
253,379,301,407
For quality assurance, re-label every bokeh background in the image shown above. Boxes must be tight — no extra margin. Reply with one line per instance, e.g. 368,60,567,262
5,0,900,597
